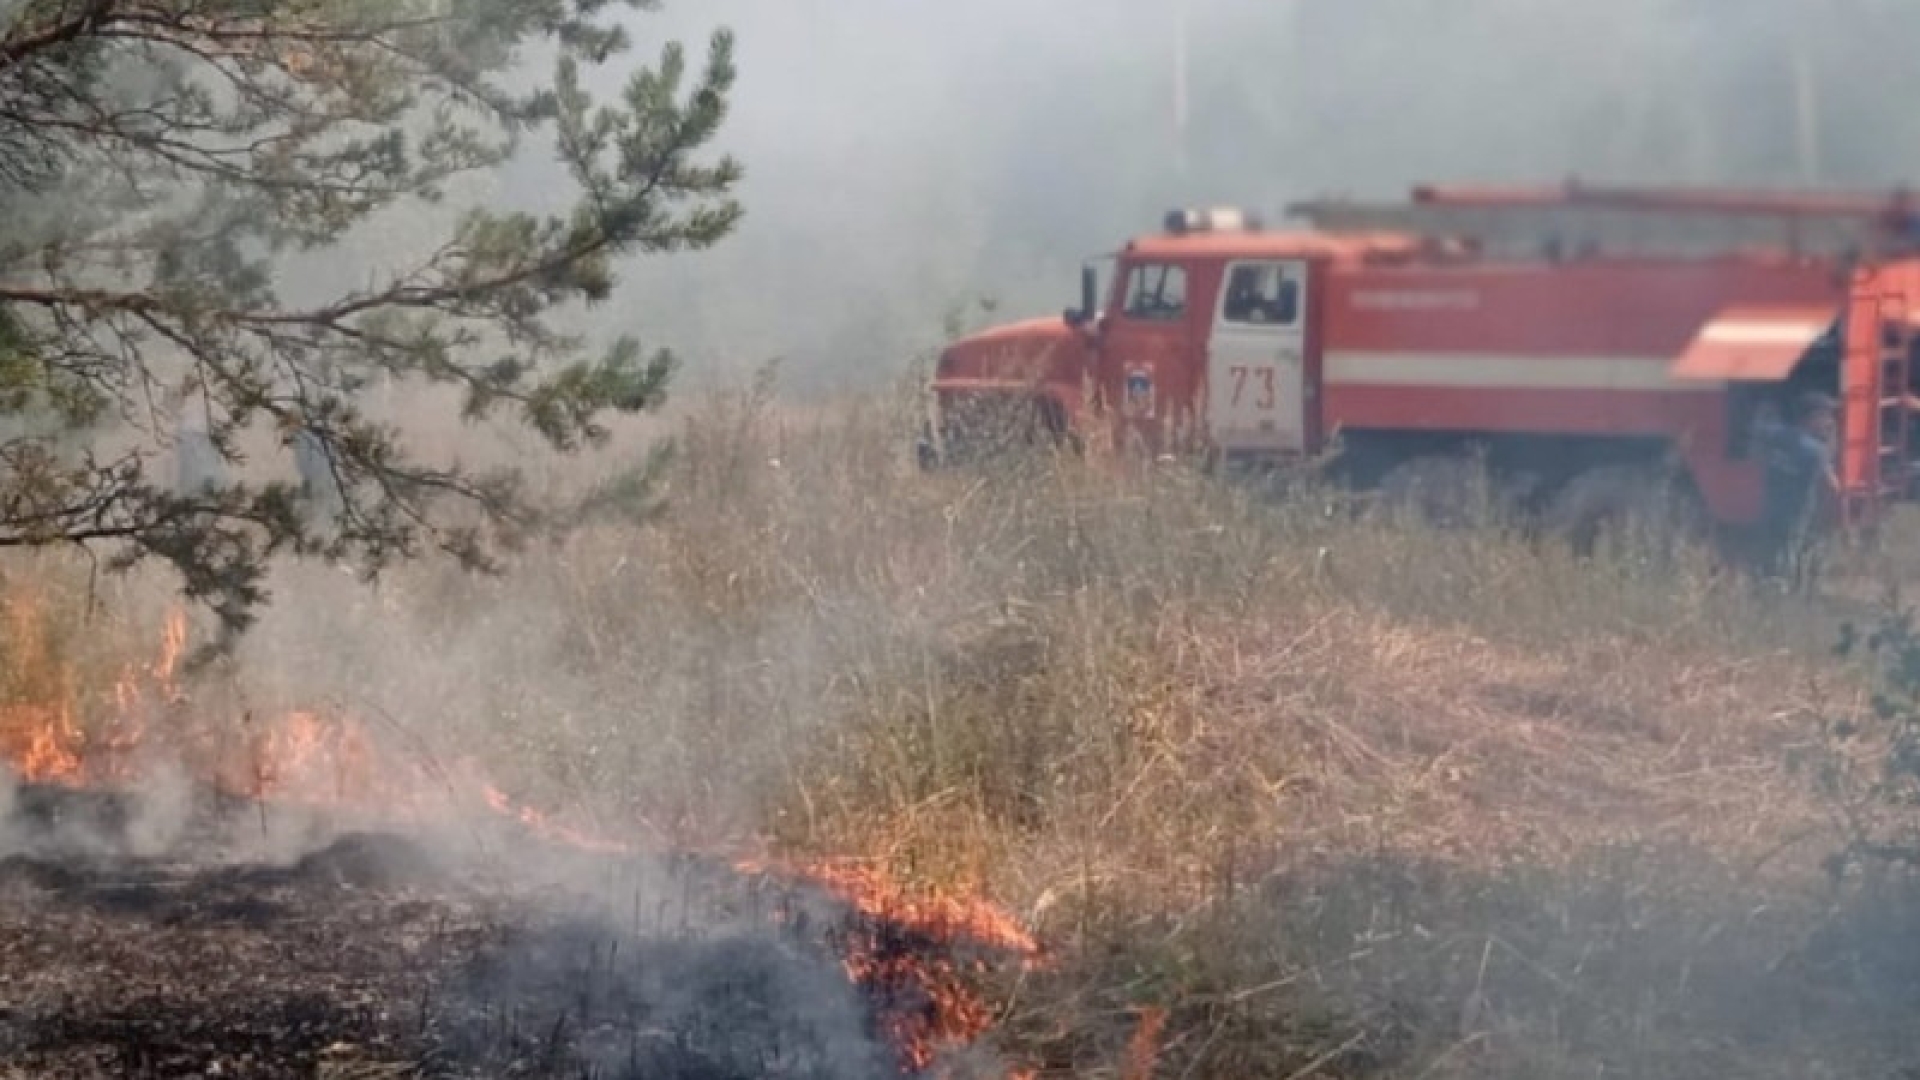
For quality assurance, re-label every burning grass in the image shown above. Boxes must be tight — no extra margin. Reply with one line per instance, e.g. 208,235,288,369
0,781,1039,1080
5,377,1920,1077
0,595,1041,1076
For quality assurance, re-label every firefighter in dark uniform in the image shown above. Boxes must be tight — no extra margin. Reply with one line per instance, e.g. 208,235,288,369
1758,391,1838,587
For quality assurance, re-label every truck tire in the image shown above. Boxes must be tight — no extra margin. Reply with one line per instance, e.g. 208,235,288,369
1543,463,1704,558
1374,454,1515,528
915,424,942,471
1035,398,1081,456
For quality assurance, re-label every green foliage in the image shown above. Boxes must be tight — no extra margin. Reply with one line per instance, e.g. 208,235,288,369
0,0,742,638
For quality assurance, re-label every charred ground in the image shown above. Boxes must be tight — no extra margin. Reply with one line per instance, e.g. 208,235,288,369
0,782,1023,1080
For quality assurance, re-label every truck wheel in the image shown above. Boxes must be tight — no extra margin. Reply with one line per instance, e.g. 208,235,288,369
1035,398,1078,455
1374,454,1513,528
1544,463,1704,558
915,425,942,471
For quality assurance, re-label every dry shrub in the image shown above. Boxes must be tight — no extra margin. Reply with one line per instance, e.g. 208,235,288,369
502,381,1889,1076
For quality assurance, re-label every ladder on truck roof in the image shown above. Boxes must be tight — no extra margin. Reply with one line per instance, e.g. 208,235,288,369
1841,285,1914,528
1288,183,1920,262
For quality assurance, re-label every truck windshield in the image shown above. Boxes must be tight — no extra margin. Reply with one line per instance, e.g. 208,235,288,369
1121,263,1188,322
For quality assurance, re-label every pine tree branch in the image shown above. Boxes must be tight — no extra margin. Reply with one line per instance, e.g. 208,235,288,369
0,0,739,637
0,0,119,71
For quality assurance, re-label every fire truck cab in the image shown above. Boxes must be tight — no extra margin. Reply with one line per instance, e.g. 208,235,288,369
924,183,1920,541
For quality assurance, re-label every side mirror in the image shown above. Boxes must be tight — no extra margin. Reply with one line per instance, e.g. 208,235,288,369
1063,266,1101,330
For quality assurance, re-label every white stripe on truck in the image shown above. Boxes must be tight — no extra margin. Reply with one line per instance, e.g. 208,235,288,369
1323,351,1720,393
1696,320,1830,347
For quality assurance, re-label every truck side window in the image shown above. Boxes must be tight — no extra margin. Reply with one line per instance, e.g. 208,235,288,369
1122,264,1187,321
1222,265,1299,326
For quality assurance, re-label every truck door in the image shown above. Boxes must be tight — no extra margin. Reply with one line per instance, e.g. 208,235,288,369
1103,260,1196,455
1206,260,1310,454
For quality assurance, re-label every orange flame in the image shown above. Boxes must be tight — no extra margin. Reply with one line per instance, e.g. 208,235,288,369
740,858,1041,958
234,710,389,806
479,785,634,855
1,602,419,809
738,856,1042,1072
2,592,85,785
8,704,82,783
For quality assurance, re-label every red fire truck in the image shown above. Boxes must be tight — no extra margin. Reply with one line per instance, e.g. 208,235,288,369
922,183,1920,544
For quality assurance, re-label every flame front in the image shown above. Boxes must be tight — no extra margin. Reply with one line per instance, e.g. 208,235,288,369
479,785,634,855
2,593,84,785
741,857,1043,1073
8,703,82,783
0,605,407,808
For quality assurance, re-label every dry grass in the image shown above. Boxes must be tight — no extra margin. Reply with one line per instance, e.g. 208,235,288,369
6,374,1920,1078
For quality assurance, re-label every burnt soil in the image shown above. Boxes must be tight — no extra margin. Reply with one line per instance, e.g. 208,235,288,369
0,783,998,1080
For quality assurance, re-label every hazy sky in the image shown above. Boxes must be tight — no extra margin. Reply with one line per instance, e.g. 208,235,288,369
458,0,1920,395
